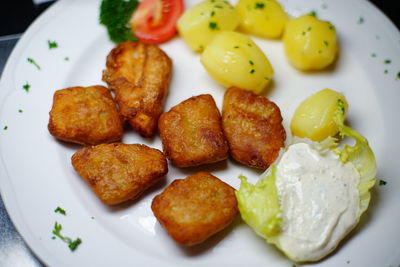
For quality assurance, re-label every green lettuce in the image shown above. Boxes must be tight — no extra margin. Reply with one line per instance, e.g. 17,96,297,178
235,166,281,245
235,98,377,246
333,99,377,216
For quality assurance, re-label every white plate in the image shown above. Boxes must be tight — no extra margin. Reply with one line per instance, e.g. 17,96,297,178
1,0,400,266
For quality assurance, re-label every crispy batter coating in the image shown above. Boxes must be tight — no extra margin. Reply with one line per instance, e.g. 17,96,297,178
158,94,228,167
71,143,168,205
102,41,172,137
48,85,123,145
151,172,238,246
222,87,286,169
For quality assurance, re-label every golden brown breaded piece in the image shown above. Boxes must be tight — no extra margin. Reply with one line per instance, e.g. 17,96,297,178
158,94,228,167
102,41,172,137
48,85,123,145
152,172,238,246
71,143,168,205
222,87,286,169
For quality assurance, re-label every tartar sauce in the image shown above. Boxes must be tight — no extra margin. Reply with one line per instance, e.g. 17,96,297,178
275,142,360,262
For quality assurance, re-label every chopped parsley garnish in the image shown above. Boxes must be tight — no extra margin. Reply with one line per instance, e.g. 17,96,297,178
27,58,41,70
264,77,269,80
210,0,215,2
210,10,215,17
214,4,223,8
397,71,400,80
384,69,388,74
48,40,58,49
379,179,387,186
69,238,82,251
233,46,239,49
247,43,252,47
209,21,219,30
255,2,265,9
310,10,317,17
52,222,82,251
99,0,139,43
3,126,8,130
384,59,391,64
55,206,66,215
323,40,329,46
371,53,377,57
358,16,364,24
23,82,30,92
303,26,312,35
249,69,255,74
18,109,23,113
64,57,70,61
249,60,254,65
329,24,335,30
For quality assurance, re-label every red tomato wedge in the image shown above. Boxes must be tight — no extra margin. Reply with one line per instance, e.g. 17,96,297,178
131,0,184,44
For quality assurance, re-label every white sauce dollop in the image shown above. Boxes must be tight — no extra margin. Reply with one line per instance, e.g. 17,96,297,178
275,142,360,262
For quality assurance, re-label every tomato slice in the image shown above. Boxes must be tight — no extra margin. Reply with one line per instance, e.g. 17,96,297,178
131,0,184,44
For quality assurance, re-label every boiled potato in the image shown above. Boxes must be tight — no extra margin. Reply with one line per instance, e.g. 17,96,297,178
290,88,348,141
283,15,338,71
201,31,273,94
177,0,240,52
236,0,288,39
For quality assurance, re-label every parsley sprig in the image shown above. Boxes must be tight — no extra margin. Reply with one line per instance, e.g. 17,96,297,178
52,222,82,251
27,58,41,70
54,206,66,215
99,0,139,43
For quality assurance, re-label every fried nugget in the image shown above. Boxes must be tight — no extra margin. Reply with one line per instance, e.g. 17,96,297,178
102,41,172,137
48,85,123,145
158,94,228,167
222,87,286,169
71,143,168,205
152,172,238,246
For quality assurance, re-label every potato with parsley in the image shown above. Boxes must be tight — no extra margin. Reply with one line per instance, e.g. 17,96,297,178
177,0,240,52
283,15,338,71
290,88,348,141
236,0,288,39
201,31,273,94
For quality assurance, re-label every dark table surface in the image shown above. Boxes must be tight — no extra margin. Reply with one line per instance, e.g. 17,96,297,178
0,1,399,266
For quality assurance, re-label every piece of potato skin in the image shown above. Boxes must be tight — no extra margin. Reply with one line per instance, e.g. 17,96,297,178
290,88,348,141
236,0,288,39
102,41,172,137
151,172,238,246
71,143,168,205
48,85,123,145
177,0,240,52
158,94,229,167
200,31,273,94
283,15,338,71
222,87,286,169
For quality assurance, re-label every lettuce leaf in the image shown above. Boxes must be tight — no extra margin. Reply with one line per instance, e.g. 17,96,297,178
333,99,377,216
235,98,377,248
235,165,281,244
